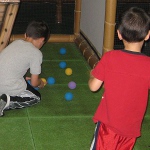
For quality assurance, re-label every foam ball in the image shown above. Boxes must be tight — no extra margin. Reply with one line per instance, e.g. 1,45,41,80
27,80,39,90
59,61,67,69
47,77,55,85
65,92,73,101
65,68,72,76
41,78,47,85
59,48,66,55
68,81,76,89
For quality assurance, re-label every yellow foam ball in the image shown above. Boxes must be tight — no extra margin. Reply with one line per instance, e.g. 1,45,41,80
65,68,72,76
41,78,47,85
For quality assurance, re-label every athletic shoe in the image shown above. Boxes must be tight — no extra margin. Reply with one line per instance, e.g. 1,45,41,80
0,94,10,116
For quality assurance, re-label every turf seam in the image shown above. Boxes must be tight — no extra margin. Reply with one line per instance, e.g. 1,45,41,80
3,115,93,119
27,109,37,150
27,116,93,119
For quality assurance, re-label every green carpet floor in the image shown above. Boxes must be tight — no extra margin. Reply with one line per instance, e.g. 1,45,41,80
0,43,150,150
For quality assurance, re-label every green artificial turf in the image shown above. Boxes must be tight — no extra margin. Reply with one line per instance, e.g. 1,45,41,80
133,101,150,150
1,43,150,150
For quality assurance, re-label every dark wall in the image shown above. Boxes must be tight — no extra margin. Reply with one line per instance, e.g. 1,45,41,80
12,1,75,35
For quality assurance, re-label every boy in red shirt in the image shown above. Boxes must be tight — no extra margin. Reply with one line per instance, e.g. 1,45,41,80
89,7,150,150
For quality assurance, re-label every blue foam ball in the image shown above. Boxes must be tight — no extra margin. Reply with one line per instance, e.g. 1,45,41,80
65,92,73,101
34,87,39,90
27,80,39,90
47,77,55,85
59,48,66,55
59,61,67,69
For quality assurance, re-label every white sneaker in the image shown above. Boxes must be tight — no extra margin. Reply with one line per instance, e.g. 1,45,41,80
0,94,10,116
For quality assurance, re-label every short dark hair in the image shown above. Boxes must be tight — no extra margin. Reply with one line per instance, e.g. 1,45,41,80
25,20,50,42
118,7,150,42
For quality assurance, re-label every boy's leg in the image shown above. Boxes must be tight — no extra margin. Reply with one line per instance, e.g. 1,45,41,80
8,81,41,109
90,122,136,150
8,90,41,109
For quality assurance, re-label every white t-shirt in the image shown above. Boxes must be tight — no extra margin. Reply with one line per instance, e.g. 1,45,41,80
0,40,42,96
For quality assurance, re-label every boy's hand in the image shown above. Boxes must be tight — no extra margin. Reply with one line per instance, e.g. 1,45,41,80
26,77,31,81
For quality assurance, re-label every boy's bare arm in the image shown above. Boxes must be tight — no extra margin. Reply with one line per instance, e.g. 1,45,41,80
30,74,45,88
88,70,103,92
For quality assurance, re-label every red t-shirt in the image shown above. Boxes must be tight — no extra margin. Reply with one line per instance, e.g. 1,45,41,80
92,49,150,138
